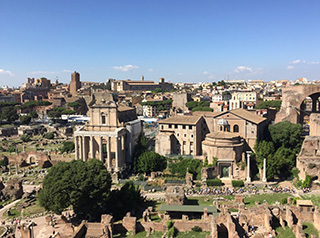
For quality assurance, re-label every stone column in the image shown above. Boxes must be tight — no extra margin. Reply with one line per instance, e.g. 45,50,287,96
262,158,267,182
79,136,83,160
107,137,111,169
230,163,233,179
99,136,104,162
115,136,120,171
75,136,79,160
90,136,94,159
246,153,251,182
82,136,86,162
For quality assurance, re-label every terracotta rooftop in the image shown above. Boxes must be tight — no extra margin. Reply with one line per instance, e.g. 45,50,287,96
213,108,266,124
118,105,135,112
159,115,202,125
205,131,241,139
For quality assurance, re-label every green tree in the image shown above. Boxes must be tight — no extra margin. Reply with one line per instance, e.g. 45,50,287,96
38,159,112,219
185,101,199,110
168,157,203,179
29,111,38,119
191,107,213,112
60,141,75,153
136,151,167,174
0,106,18,123
20,115,32,125
47,110,62,120
269,121,303,152
255,100,282,110
68,102,81,110
107,181,145,220
254,141,275,168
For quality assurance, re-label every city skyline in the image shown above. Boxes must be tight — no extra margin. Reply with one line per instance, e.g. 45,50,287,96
1,0,320,86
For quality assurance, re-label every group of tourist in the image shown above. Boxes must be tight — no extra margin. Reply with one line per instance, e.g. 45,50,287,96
185,185,298,196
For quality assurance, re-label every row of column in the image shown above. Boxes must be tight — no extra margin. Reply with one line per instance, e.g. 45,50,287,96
75,135,123,171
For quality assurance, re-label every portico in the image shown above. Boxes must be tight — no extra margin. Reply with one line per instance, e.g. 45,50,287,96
73,93,142,174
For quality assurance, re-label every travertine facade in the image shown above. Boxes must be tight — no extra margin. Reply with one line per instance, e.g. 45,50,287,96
74,93,142,173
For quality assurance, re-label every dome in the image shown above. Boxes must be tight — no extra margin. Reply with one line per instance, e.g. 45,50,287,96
217,118,228,125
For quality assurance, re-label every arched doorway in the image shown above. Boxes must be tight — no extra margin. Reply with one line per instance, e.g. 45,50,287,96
299,92,320,135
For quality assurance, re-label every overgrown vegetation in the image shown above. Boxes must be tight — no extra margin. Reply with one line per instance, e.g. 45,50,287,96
206,179,222,186
254,121,303,180
255,100,282,110
168,156,203,180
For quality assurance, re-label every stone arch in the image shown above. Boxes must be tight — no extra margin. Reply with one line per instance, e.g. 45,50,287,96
276,84,320,124
27,155,37,165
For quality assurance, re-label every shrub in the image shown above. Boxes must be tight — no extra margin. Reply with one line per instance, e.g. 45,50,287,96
20,134,31,142
192,226,202,232
232,180,244,187
291,168,300,179
167,220,174,229
8,146,15,153
206,178,222,187
137,174,145,181
59,141,74,153
280,197,288,205
45,132,54,139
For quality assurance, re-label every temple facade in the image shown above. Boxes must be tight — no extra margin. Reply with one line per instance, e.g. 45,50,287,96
74,93,142,173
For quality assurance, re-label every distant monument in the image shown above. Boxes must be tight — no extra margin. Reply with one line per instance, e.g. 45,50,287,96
70,71,81,96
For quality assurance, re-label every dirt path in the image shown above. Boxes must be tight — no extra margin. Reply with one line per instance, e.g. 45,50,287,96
0,199,21,221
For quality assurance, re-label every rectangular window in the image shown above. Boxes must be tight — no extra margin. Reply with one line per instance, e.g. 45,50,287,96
103,144,107,154
189,125,192,130
183,125,186,129
175,125,178,129
102,115,106,124
169,124,172,128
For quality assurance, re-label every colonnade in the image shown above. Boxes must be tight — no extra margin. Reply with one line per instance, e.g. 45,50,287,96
74,134,126,171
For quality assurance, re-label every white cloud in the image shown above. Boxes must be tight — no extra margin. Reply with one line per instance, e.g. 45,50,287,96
310,61,320,65
289,59,301,64
287,65,294,70
29,71,55,75
113,65,138,72
203,71,209,75
148,68,154,72
0,69,14,76
208,75,215,79
178,73,183,76
62,69,72,73
234,66,253,73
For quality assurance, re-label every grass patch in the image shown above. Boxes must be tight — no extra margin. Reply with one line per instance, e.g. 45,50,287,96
113,231,163,238
150,214,162,222
300,194,320,207
303,222,319,238
276,226,295,238
5,207,21,219
243,193,291,207
176,231,210,238
23,200,46,217
228,208,239,212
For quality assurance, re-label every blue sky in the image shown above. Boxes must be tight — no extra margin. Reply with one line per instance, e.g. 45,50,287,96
1,0,320,86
